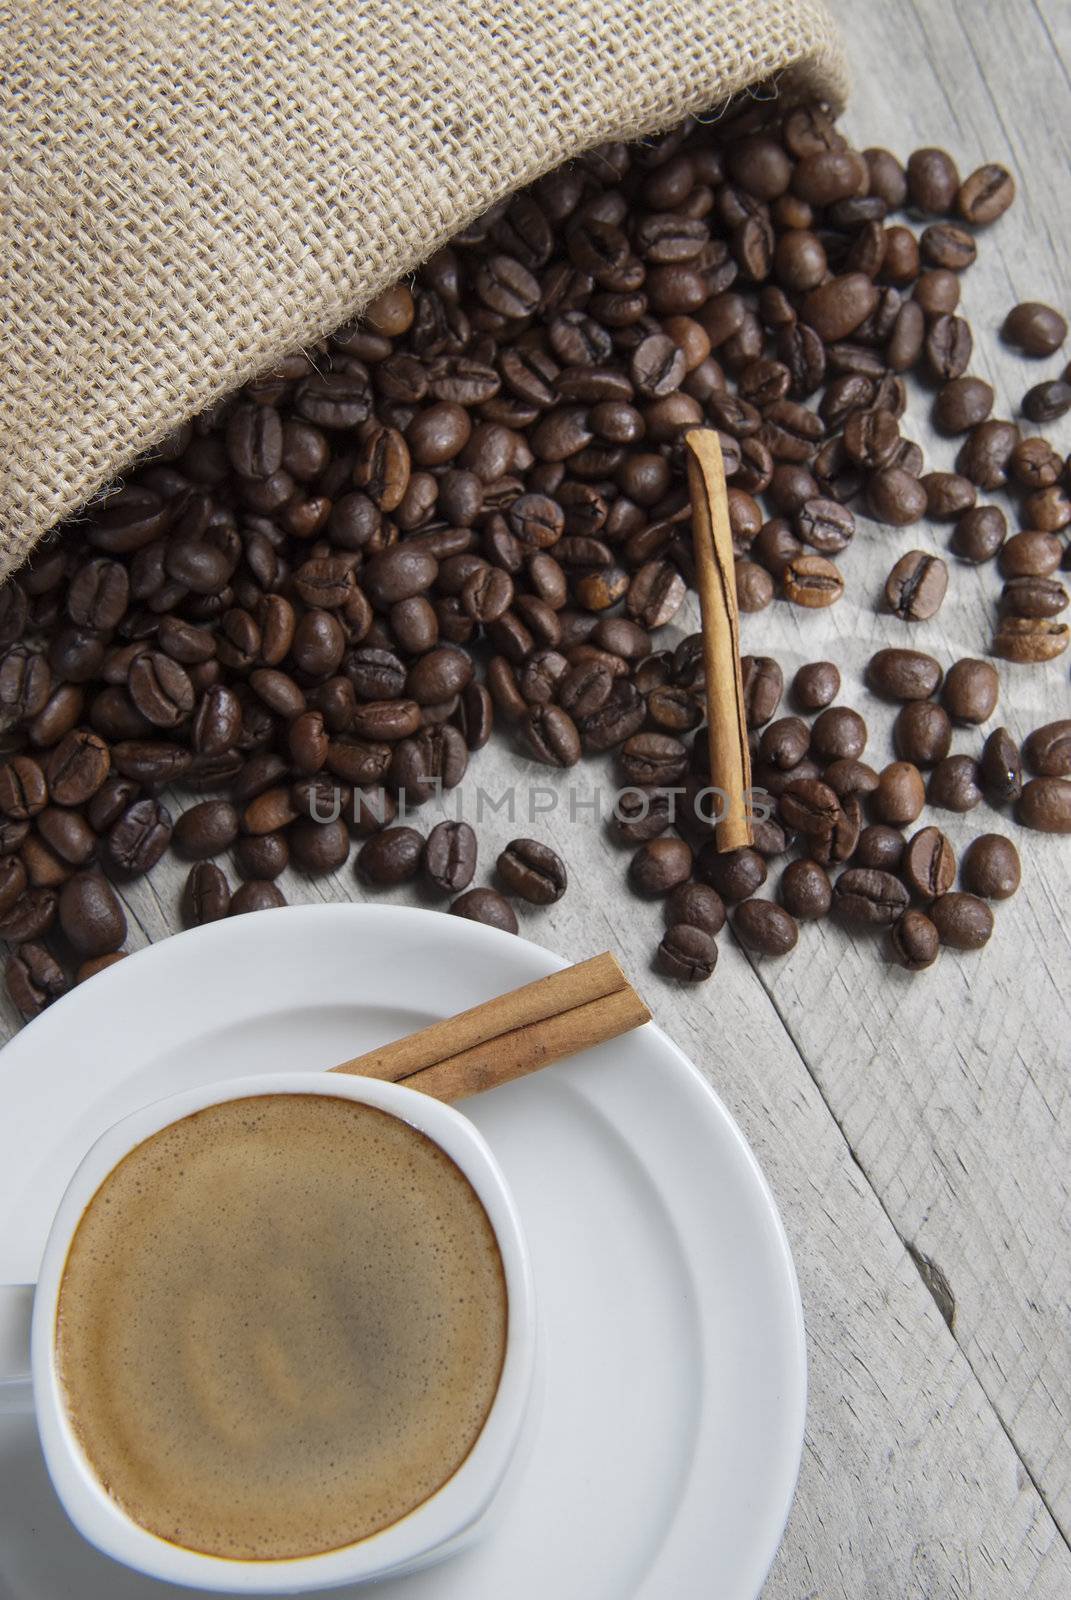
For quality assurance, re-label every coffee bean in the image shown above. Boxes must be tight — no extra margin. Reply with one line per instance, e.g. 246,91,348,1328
289,817,350,874
235,832,289,880
791,660,839,711
811,706,866,763
741,656,783,727
890,909,940,971
923,472,976,520
930,891,993,951
657,923,718,981
0,854,28,917
867,648,943,702
230,879,287,915
0,754,49,819
174,799,240,859
993,618,1069,663
907,147,959,213
45,731,110,806
779,777,841,835
957,419,1020,490
885,550,948,621
782,553,844,607
496,837,567,904
870,762,925,825
801,274,878,341
779,858,832,919
449,886,518,933
108,797,172,873
941,658,998,724
128,651,195,728
867,466,927,527
356,826,424,886
1022,379,1071,424
854,825,905,873
834,867,909,926
951,505,1006,563
665,880,726,936
57,871,126,957
928,754,983,813
979,727,1022,803
957,164,1014,225
629,837,693,896
933,376,994,435
523,703,581,767
902,826,956,900
611,788,676,844
697,843,767,902
7,941,70,1017
1016,777,1071,833
1023,720,1071,778
1002,302,1067,358
733,898,798,956
823,759,879,798
961,834,1020,900
893,701,952,767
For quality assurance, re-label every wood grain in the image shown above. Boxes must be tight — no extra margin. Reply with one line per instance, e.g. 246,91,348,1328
1,3,1069,1595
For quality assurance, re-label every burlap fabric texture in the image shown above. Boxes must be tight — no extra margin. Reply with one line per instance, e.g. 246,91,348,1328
0,0,847,580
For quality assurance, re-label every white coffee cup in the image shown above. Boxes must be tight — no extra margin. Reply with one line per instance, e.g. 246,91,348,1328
0,1072,536,1592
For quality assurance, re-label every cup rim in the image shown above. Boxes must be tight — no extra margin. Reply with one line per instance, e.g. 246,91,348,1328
31,1071,535,1593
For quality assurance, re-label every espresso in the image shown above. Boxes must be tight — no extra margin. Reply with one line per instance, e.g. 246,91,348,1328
55,1093,507,1560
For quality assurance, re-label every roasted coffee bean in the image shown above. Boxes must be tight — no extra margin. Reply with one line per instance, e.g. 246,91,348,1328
57,871,126,957
235,831,290,880
834,867,909,926
979,727,1022,803
893,701,952,767
956,419,1020,490
930,891,993,950
870,761,925,825
801,274,878,342
173,800,240,859
44,730,110,806
6,941,70,1017
496,837,567,904
696,843,767,902
941,658,998,724
1016,777,1071,833
1023,720,1071,778
867,648,942,702
791,660,839,711
957,163,1014,225
890,909,940,971
961,834,1020,900
1002,575,1068,619
795,498,854,554
951,505,1006,563
741,656,783,726
665,880,726,936
885,550,948,621
823,758,879,798
618,732,689,786
779,777,841,836
1022,378,1071,424
782,553,844,607
758,717,810,771
356,826,424,885
732,898,798,956
928,754,983,812
993,617,1069,662
628,836,693,896
288,817,350,874
0,854,27,917
610,788,676,844
418,820,477,895
906,147,959,213
854,825,905,873
779,858,832,920
1001,302,1067,358
449,886,518,933
810,706,866,763
229,879,287,915
0,754,49,819
867,466,927,526
923,472,975,520
523,703,581,767
108,797,172,872
902,826,956,900
657,923,718,982
933,376,994,435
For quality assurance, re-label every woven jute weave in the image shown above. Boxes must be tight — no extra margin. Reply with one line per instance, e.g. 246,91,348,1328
0,0,846,579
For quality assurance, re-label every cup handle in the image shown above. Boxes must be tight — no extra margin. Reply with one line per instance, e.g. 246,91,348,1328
0,1284,34,1405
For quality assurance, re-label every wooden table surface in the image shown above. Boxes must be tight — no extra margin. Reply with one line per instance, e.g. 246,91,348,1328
2,1,1069,1594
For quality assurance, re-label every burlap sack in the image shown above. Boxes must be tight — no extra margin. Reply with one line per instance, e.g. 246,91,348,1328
0,0,846,581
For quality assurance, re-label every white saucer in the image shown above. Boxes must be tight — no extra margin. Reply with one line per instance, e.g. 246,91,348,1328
0,905,805,1599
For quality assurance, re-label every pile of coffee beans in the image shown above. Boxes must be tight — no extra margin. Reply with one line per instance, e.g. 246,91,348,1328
0,93,1069,1016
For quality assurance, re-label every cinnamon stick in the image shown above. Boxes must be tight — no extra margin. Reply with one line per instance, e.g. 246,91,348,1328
331,951,650,1103
684,428,754,852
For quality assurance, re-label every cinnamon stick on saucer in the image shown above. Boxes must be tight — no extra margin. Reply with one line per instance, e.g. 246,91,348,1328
684,428,754,852
331,951,649,1103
